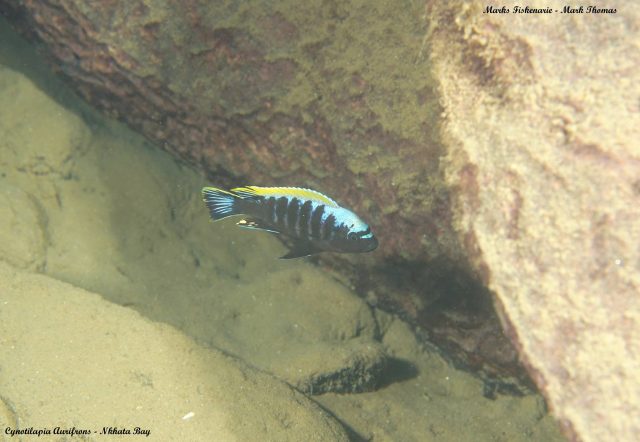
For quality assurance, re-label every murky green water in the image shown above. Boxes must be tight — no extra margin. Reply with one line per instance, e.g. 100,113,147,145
0,17,564,441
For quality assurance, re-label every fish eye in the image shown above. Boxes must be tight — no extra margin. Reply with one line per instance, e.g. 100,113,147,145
348,232,358,241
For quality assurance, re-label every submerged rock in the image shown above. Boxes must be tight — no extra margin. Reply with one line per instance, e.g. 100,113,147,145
286,339,388,395
430,2,640,441
197,268,390,395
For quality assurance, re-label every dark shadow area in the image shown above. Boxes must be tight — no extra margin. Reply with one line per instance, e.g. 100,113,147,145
376,357,420,389
363,254,533,389
0,16,102,129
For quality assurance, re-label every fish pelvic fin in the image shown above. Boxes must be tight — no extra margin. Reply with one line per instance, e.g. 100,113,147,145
202,187,242,220
279,241,321,259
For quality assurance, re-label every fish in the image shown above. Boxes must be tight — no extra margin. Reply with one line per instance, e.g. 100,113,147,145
201,186,378,259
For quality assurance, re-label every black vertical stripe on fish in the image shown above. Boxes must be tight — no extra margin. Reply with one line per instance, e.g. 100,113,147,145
311,204,325,239
298,200,313,239
276,196,288,227
322,214,336,241
266,196,277,224
286,197,300,234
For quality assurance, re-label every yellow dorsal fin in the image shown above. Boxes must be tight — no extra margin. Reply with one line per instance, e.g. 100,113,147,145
231,186,339,207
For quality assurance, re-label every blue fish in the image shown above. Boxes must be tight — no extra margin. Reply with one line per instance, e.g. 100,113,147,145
202,186,378,259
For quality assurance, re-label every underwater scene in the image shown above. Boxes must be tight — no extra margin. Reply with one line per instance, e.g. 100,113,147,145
1,2,638,442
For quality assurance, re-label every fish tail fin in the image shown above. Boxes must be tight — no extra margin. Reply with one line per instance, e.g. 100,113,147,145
202,187,241,220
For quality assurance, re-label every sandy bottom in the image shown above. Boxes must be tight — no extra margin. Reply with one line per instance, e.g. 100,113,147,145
0,262,348,441
0,19,564,441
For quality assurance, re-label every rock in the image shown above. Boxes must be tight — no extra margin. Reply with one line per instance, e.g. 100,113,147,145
0,261,349,441
284,339,388,395
430,2,640,441
191,268,390,395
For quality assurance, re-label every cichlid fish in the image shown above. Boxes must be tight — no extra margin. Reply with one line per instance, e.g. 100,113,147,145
202,186,378,259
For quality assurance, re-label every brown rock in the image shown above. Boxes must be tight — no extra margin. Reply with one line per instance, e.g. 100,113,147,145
430,2,640,441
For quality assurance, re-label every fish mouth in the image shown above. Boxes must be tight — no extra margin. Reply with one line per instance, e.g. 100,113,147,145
365,236,379,252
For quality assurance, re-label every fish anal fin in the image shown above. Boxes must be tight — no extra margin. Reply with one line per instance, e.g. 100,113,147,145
279,241,321,259
236,218,281,234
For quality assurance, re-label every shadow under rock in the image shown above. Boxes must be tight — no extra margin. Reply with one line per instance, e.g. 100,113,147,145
376,357,420,389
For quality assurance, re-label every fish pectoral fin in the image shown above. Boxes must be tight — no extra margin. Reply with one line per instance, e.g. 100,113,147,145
279,241,321,259
236,218,282,234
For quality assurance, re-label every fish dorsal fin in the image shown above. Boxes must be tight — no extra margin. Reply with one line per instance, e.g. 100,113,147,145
231,186,339,207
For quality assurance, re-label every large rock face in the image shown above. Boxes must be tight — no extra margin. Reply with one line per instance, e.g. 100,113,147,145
430,2,640,441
